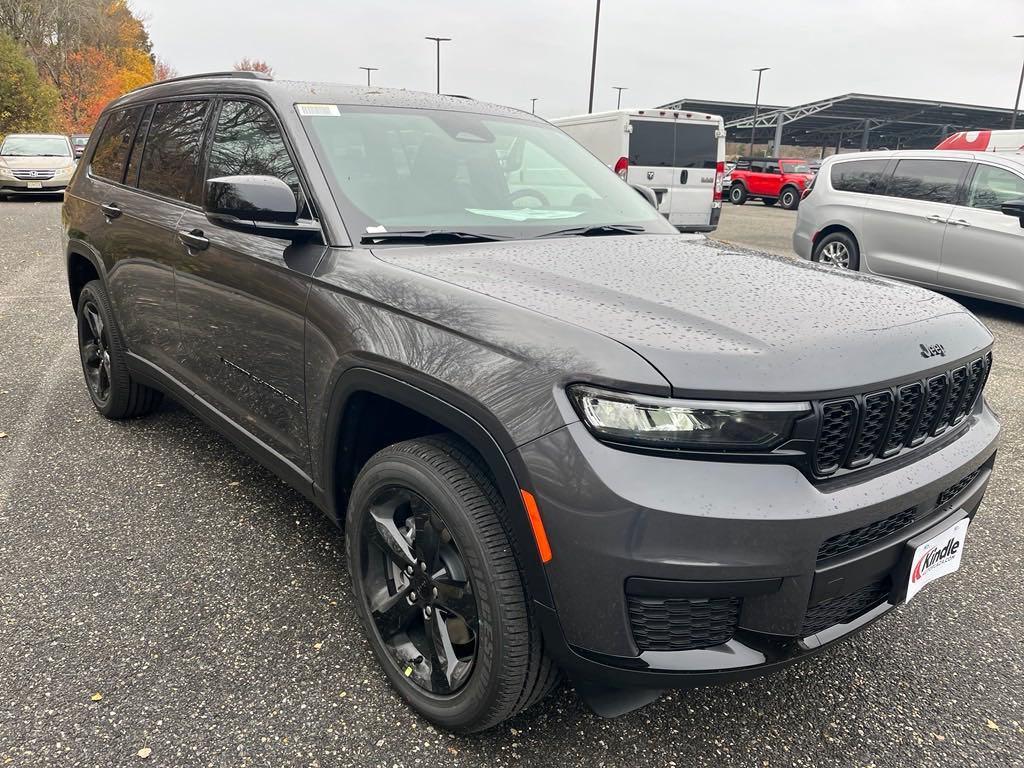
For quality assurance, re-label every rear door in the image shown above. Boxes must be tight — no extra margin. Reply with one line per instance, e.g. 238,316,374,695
626,117,675,218
938,162,1024,303
860,158,968,286
668,119,719,228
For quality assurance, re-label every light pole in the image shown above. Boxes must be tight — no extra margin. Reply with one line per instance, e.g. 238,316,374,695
612,86,627,109
587,0,601,113
748,67,770,156
359,66,378,86
425,36,451,94
1012,34,1024,129
530,98,538,114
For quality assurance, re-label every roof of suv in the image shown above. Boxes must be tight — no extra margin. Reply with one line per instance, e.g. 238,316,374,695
107,71,532,120
824,149,1024,170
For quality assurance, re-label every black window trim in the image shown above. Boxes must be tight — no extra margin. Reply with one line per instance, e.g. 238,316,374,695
123,103,155,189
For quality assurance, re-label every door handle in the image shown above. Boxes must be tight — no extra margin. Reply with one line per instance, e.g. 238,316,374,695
100,202,122,220
178,228,210,251
924,214,946,223
680,169,688,184
950,219,971,227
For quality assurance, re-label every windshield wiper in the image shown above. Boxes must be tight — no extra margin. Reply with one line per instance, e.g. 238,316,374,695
360,229,510,245
537,224,649,238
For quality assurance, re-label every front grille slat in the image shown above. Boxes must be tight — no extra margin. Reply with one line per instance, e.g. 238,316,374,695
11,169,56,180
817,507,921,562
812,354,989,478
937,467,982,508
627,595,740,652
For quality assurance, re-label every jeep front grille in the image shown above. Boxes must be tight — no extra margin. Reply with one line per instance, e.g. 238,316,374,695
812,353,990,477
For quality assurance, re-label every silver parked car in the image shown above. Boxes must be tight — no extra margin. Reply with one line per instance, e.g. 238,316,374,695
794,150,1024,307
0,133,77,198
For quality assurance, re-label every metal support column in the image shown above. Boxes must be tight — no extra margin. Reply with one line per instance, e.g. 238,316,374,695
773,112,784,155
860,121,871,151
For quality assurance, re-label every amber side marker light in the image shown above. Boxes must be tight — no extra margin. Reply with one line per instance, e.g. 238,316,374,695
520,489,553,563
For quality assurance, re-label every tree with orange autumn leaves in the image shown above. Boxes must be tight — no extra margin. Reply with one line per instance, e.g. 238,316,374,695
0,0,163,133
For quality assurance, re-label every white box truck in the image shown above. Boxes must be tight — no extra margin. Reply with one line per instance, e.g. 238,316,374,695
552,108,726,232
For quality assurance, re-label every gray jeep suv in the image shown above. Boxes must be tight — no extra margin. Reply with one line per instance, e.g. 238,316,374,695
62,72,999,732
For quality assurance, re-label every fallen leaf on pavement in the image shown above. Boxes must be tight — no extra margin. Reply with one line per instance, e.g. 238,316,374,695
90,692,103,701
137,747,152,759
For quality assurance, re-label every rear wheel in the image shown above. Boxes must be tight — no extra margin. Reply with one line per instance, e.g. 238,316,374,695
812,231,860,270
76,280,162,419
729,184,747,205
346,436,559,732
779,186,800,210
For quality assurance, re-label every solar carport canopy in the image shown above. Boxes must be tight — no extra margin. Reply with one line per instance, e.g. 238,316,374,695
660,93,1019,150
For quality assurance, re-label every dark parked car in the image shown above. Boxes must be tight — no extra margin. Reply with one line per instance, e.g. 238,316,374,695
62,73,999,732
70,133,90,158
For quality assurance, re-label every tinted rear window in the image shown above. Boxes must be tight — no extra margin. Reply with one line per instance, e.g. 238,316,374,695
137,100,210,202
830,159,889,194
886,159,965,204
629,120,717,169
90,107,144,182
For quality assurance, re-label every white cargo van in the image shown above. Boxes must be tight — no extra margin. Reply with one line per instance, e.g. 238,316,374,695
552,109,726,232
935,130,1024,153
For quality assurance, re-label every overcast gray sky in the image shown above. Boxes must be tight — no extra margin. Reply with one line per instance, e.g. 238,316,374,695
135,0,1024,118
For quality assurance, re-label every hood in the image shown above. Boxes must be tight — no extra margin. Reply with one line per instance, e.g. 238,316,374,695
372,235,993,397
0,155,75,169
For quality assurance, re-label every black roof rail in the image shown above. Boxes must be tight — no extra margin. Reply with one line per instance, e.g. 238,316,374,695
127,70,273,95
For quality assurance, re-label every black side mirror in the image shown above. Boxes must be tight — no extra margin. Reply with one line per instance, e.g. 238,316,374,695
1000,198,1024,228
630,183,659,209
205,175,320,239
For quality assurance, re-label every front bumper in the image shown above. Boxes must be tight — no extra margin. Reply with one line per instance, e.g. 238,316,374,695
1,178,69,194
516,400,999,688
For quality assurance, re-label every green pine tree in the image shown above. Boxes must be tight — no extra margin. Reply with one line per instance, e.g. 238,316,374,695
0,33,58,136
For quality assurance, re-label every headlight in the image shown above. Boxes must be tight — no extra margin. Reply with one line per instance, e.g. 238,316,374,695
567,385,810,451
55,165,74,177
0,167,14,179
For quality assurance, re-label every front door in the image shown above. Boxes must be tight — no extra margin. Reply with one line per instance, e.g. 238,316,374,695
860,158,968,285
939,162,1024,304
174,98,325,472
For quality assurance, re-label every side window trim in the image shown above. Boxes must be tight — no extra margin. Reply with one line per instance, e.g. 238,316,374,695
124,103,155,188
135,96,214,209
87,106,144,185
201,94,319,221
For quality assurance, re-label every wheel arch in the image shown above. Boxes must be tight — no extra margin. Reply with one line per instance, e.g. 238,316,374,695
65,240,106,311
812,223,859,250
319,366,556,608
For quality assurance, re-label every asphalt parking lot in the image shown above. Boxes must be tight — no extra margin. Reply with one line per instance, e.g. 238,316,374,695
1,199,1023,767
711,200,799,256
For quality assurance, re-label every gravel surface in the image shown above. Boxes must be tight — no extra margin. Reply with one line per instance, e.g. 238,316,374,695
1,200,1022,767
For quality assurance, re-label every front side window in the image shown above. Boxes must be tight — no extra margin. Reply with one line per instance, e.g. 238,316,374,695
886,159,965,204
206,100,301,203
137,99,210,202
830,159,888,194
966,164,1024,212
90,107,143,181
300,105,672,240
782,161,810,174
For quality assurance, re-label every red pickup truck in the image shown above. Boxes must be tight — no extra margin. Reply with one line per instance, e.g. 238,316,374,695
727,156,813,210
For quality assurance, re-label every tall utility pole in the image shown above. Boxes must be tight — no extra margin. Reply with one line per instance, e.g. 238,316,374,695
359,66,378,86
612,86,627,109
587,0,601,113
530,98,538,114
1013,34,1024,129
425,36,451,94
749,67,770,156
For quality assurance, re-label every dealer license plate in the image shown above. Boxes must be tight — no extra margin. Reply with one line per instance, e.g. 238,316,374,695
905,517,969,603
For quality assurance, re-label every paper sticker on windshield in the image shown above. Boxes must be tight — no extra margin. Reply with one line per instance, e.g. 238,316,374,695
465,208,583,222
296,103,340,117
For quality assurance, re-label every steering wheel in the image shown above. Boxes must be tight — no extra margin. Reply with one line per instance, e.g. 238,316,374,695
509,188,550,207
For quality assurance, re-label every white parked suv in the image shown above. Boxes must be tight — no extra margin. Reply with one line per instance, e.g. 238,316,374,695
794,150,1024,308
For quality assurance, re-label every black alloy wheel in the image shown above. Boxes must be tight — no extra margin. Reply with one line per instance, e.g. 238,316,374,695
79,298,112,405
359,485,479,695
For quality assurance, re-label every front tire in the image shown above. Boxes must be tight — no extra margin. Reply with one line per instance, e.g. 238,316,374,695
729,184,747,205
812,231,860,270
346,436,558,733
76,280,162,419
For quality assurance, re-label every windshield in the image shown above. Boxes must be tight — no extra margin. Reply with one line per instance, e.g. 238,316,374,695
299,105,675,241
0,136,72,157
782,161,810,174
72,136,89,147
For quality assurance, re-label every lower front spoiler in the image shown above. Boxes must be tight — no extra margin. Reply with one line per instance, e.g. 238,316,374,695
535,594,892,697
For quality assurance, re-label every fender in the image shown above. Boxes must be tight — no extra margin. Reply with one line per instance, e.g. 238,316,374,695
318,365,557,610
65,236,108,306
